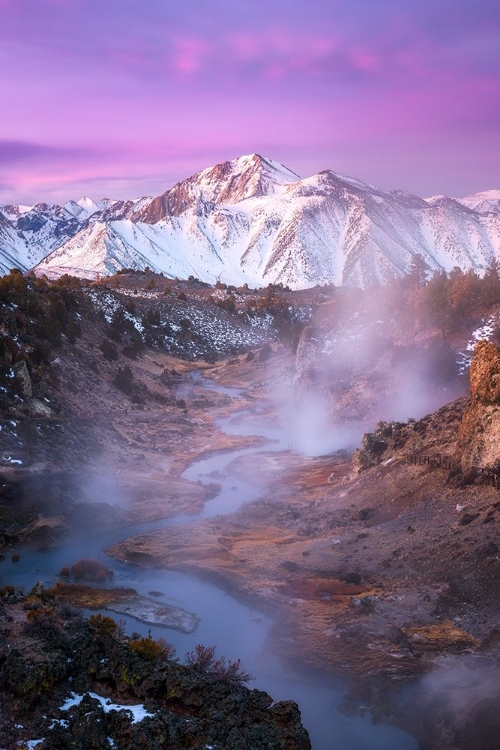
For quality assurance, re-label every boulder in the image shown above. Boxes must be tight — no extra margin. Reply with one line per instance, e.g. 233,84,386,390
28,398,52,417
13,360,32,398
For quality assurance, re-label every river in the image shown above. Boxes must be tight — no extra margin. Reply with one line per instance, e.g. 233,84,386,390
1,374,418,750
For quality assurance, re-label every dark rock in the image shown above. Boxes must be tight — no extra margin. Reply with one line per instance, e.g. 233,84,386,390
0,594,311,749
476,542,499,560
342,572,362,585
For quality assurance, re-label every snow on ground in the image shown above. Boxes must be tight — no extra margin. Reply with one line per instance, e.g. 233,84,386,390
87,289,144,332
321,325,365,355
19,693,156,750
457,315,498,373
86,286,275,358
59,691,155,723
161,299,272,356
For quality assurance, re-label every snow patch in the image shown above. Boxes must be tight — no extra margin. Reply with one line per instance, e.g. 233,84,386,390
59,692,155,724
457,315,497,373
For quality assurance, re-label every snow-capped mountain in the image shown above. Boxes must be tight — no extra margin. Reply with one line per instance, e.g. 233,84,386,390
0,202,83,272
0,211,32,275
1,204,33,223
135,153,300,224
2,154,500,288
63,196,117,221
458,190,500,215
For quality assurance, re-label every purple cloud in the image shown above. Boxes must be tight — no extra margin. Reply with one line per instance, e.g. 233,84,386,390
0,141,91,165
0,0,499,203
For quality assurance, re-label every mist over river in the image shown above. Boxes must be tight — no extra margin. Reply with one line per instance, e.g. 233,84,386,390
1,375,418,750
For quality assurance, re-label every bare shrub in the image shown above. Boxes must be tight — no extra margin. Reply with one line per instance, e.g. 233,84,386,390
184,646,253,691
210,657,253,691
156,637,177,661
24,606,64,644
130,636,163,662
99,339,118,361
185,644,216,673
89,613,117,632
70,558,113,582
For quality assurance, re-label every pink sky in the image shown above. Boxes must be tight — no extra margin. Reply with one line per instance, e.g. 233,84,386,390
1,0,499,204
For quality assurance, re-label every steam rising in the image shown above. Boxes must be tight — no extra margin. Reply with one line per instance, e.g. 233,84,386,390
272,286,468,457
285,391,365,456
418,657,500,716
398,656,500,747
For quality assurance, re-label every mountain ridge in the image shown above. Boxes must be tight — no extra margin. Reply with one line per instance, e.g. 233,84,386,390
2,154,500,288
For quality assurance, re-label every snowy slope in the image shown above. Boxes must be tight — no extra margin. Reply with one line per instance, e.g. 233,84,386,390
135,153,300,223
0,212,31,274
458,190,500,214
33,220,173,278
64,197,119,220
4,153,500,289
0,202,84,271
1,204,33,222
0,195,159,275
63,197,114,220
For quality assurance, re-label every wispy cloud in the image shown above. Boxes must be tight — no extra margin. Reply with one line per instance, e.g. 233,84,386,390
171,37,210,74
0,141,89,165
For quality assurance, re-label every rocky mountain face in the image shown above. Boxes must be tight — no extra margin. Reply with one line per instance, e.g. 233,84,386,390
135,153,300,223
457,339,500,471
0,210,30,274
2,154,500,288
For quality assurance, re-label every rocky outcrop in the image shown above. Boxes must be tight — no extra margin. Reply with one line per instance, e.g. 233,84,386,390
351,421,401,471
0,587,311,749
469,340,500,404
28,398,53,417
458,340,500,471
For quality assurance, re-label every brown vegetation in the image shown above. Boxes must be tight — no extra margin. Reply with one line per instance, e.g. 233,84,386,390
49,582,135,608
65,558,114,582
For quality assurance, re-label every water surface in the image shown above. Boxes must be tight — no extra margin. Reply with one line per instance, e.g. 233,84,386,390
1,374,418,749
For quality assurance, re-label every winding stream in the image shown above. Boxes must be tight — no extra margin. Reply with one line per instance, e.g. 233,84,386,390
1,375,418,750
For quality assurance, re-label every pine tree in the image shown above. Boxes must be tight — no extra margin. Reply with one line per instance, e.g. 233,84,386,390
406,253,428,289
481,258,500,306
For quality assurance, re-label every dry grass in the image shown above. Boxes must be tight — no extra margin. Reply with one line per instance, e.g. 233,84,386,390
48,582,136,608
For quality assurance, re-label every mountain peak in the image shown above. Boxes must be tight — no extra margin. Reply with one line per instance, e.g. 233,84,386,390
458,189,500,214
231,152,298,176
461,189,500,201
135,154,301,224
77,196,94,207
5,154,500,290
196,153,301,200
63,197,119,221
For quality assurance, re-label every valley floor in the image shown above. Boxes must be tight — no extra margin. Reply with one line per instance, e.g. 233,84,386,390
2,349,500,749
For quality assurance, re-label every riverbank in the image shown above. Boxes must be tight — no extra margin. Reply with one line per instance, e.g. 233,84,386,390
3,349,500,748
0,586,311,750
0,355,418,749
104,359,500,750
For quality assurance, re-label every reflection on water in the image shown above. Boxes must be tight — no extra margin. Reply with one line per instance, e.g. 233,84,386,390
0,373,418,750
